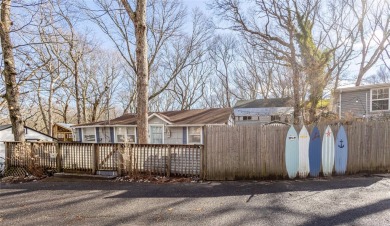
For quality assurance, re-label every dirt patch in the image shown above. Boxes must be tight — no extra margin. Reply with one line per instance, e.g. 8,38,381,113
1,175,47,184
114,174,201,184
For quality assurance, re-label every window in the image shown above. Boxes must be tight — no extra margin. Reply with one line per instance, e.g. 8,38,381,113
243,116,252,120
73,129,79,141
115,127,126,142
372,88,389,111
271,115,281,121
188,126,202,144
114,127,136,143
83,128,96,142
126,127,136,143
150,125,163,144
99,127,111,143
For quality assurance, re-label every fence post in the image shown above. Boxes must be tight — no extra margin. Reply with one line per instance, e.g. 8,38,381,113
202,127,207,180
30,142,36,169
200,145,205,180
92,144,98,175
5,142,10,169
167,145,171,177
128,144,132,176
117,144,123,177
55,142,62,173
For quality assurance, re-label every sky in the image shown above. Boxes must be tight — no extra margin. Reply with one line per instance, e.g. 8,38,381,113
83,0,386,87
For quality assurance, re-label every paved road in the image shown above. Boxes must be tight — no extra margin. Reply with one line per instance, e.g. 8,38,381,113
1,175,390,226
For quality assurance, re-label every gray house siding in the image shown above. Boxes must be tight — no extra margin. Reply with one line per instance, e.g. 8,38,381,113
339,89,370,117
149,116,166,125
337,86,390,118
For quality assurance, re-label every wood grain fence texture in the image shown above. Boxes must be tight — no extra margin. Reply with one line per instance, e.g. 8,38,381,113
205,122,390,180
5,121,390,180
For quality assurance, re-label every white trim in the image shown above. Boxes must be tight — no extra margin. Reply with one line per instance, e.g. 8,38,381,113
187,126,203,145
336,83,390,92
148,113,172,124
166,124,225,127
95,127,97,143
149,124,164,144
71,125,136,129
370,87,390,112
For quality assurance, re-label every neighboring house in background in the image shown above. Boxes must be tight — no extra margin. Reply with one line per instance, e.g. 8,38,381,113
52,123,74,142
71,108,233,144
334,83,390,119
0,124,54,159
234,98,294,125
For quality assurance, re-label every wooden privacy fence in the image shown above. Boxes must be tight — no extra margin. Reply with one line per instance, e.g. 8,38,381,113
204,122,390,180
5,121,390,180
5,142,203,177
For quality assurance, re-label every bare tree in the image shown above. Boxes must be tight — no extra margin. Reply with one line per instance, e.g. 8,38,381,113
120,0,149,143
170,59,209,110
349,0,390,86
365,66,390,84
0,0,25,141
209,35,237,108
212,0,304,123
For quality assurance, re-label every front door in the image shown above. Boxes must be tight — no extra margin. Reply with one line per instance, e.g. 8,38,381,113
150,125,163,144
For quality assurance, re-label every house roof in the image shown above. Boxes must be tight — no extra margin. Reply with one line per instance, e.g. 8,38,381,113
54,123,74,131
335,83,390,92
0,124,12,131
55,123,74,130
0,124,55,139
73,108,233,127
234,98,293,108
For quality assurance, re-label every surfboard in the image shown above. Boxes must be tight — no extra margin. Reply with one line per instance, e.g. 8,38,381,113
309,126,322,177
321,126,335,176
285,126,299,179
298,126,310,178
335,125,348,175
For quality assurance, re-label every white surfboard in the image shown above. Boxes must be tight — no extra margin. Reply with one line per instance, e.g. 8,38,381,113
322,125,335,176
298,126,310,178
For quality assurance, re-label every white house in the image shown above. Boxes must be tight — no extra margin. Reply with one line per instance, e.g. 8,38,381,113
0,124,54,160
71,108,233,144
234,98,294,125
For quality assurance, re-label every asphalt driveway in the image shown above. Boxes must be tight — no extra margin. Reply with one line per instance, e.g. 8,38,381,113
1,175,390,226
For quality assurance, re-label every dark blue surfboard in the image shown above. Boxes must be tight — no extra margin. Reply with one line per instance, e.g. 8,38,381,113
285,126,299,179
309,126,322,177
335,125,348,174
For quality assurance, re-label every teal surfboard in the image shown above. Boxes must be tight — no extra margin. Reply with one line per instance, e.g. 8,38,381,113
285,126,299,179
335,125,348,174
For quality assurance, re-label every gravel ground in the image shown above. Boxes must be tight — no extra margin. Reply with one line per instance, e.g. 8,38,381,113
1,174,390,226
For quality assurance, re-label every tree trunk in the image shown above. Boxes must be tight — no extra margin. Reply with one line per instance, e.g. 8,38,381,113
135,0,149,144
120,0,149,143
0,0,25,141
74,63,82,124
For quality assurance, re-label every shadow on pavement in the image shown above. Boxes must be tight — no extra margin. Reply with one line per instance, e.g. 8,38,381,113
0,175,384,199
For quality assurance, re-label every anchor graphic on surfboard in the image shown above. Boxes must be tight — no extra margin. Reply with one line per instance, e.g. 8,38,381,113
338,139,345,148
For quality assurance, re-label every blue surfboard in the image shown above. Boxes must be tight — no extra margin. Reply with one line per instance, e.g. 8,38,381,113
309,126,322,177
285,126,299,179
335,125,348,174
